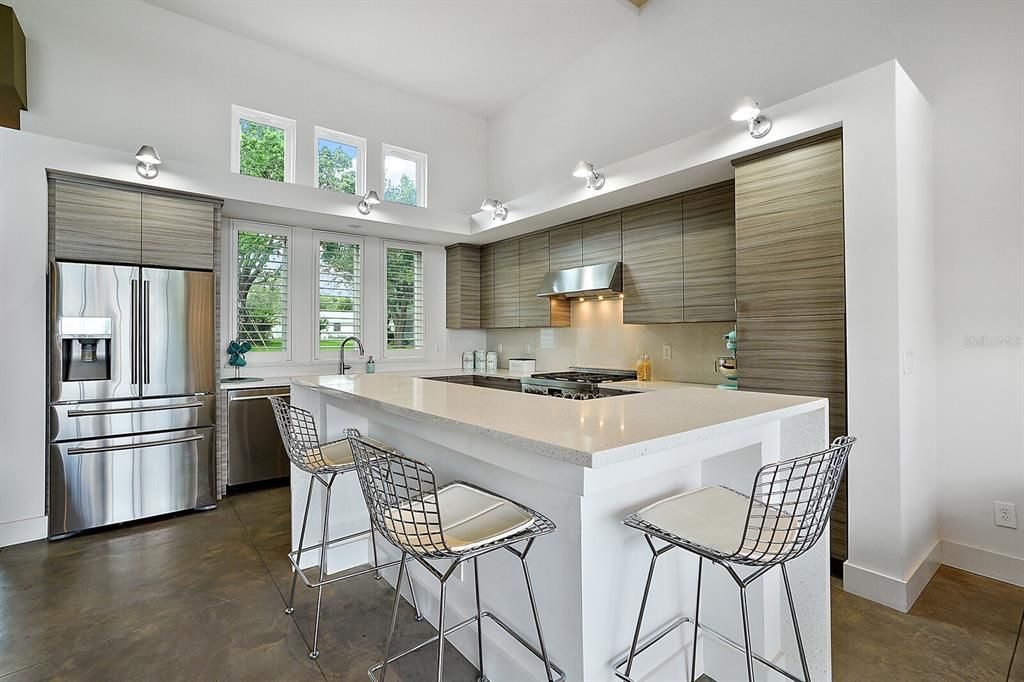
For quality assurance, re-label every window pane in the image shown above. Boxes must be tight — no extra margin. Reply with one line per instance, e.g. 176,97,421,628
383,154,418,206
236,231,288,352
239,119,286,182
317,138,358,194
385,247,424,351
319,239,361,351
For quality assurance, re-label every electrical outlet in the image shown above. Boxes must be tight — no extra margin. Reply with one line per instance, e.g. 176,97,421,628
498,343,503,354
525,343,532,355
663,345,672,360
995,501,1018,529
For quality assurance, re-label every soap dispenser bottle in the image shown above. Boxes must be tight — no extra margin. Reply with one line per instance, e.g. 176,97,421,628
366,356,376,374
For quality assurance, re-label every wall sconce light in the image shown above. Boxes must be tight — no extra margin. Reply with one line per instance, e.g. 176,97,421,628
731,97,772,139
480,198,508,221
135,145,162,179
572,160,605,190
357,190,381,215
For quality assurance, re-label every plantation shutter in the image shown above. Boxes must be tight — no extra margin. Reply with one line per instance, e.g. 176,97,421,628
385,246,424,351
318,238,362,352
235,230,289,352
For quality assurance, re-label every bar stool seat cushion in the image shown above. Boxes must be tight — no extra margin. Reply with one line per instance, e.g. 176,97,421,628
384,483,535,553
307,439,354,469
636,486,797,558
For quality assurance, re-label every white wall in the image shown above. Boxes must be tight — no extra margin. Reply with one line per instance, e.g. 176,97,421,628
489,0,1023,589
9,0,487,215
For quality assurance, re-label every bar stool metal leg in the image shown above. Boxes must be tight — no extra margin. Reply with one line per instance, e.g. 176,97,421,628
436,578,448,682
624,539,659,679
520,542,554,682
738,582,755,682
782,564,811,682
310,473,336,659
379,551,408,682
474,556,487,682
286,475,315,615
370,525,383,579
406,558,424,621
691,557,703,682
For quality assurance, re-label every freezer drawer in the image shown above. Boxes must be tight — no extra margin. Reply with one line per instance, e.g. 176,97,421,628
50,394,215,442
228,387,290,487
49,427,216,538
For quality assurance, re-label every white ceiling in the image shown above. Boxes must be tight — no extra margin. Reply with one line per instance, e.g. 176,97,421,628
144,0,637,118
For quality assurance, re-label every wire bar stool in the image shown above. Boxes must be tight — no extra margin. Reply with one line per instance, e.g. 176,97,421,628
613,436,856,682
269,397,423,660
348,434,566,682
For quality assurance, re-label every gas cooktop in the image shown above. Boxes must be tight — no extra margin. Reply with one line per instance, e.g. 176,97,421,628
529,367,638,384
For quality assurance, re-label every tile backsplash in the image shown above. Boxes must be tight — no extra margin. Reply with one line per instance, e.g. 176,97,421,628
485,299,733,384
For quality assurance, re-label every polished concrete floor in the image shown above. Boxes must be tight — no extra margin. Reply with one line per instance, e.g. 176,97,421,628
1,486,1022,681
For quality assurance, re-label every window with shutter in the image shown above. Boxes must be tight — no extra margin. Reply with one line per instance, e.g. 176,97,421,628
316,234,362,356
384,244,424,353
234,226,290,354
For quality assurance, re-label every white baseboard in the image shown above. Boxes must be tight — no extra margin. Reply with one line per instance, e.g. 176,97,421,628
0,515,48,548
843,540,941,613
941,540,1024,587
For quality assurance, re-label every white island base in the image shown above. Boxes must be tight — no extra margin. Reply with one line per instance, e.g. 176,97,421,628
290,375,830,682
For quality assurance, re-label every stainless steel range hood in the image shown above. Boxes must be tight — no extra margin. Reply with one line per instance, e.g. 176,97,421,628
536,262,623,299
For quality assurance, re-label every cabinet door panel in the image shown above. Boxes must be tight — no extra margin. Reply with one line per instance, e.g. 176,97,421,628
683,183,736,322
735,136,844,317
493,240,519,328
446,245,480,329
581,214,621,265
622,198,683,324
142,194,215,270
53,180,141,264
480,245,495,328
518,233,550,327
737,314,846,440
549,224,583,271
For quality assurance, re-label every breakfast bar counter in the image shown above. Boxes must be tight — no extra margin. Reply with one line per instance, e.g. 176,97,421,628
290,373,831,681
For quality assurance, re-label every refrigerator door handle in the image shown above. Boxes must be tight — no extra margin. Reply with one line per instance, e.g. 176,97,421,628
68,434,203,456
67,401,205,417
143,279,150,385
130,278,138,385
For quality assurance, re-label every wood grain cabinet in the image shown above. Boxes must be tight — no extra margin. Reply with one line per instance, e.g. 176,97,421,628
549,224,583,271
517,233,570,328
683,182,736,322
734,136,845,318
480,244,495,328
733,132,847,561
141,194,215,270
53,180,142,265
445,244,481,329
622,198,684,324
493,239,520,328
581,214,621,265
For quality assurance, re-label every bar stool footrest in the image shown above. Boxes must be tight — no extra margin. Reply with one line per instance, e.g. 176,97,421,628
611,615,805,682
368,611,566,682
287,531,404,590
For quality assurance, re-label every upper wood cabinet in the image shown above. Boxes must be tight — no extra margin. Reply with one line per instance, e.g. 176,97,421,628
141,194,215,270
480,244,495,328
734,135,845,318
622,198,684,324
445,244,481,329
53,180,142,265
581,214,621,265
518,233,570,328
683,182,736,322
549,224,583,271
493,239,520,328
51,177,219,271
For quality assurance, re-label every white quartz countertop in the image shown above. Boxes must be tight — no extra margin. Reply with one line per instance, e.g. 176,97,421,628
291,373,827,468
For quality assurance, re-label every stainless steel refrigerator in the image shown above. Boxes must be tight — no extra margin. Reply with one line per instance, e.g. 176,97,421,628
48,261,217,538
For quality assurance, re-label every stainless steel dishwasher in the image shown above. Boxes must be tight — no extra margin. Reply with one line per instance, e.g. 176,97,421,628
227,386,290,487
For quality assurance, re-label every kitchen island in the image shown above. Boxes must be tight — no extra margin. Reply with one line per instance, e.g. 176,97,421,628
290,373,830,682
